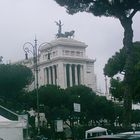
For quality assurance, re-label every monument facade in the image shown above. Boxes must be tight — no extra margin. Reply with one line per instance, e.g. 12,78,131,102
17,21,97,91
18,37,97,91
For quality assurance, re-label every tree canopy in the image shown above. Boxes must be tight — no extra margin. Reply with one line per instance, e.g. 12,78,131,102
25,85,117,124
109,78,124,101
104,42,140,102
19,84,125,138
54,0,140,19
0,64,33,100
104,48,126,77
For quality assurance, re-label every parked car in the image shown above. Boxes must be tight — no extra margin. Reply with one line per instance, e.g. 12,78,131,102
85,132,140,140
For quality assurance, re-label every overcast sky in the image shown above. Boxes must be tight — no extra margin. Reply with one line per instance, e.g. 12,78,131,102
0,0,140,92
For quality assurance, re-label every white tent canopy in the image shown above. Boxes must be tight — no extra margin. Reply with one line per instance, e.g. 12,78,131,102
85,126,108,139
0,115,23,127
86,126,107,133
0,115,11,122
0,115,24,140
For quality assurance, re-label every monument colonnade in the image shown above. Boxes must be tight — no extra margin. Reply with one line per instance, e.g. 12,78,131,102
44,63,84,88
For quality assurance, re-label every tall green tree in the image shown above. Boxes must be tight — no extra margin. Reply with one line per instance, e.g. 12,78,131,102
65,85,96,112
0,64,33,108
104,42,140,102
64,85,115,126
132,110,140,126
109,78,124,101
53,0,140,127
26,85,66,119
104,48,126,77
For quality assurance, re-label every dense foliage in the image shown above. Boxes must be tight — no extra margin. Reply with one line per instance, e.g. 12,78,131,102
40,85,116,125
54,0,140,17
104,48,126,77
109,78,124,101
24,85,120,137
0,64,33,109
104,42,140,102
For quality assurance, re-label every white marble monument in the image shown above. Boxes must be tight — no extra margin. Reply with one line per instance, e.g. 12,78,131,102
17,37,97,92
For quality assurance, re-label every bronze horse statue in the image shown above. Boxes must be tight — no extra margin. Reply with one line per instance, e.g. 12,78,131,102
56,30,75,38
64,30,75,38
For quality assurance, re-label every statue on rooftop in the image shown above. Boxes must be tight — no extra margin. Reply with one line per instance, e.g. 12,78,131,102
55,20,63,38
0,56,3,64
55,20,75,38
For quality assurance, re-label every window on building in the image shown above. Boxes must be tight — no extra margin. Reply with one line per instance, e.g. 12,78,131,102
63,50,65,55
80,52,83,56
76,51,80,56
53,51,55,56
48,53,51,60
87,71,91,73
71,51,75,56
65,50,70,55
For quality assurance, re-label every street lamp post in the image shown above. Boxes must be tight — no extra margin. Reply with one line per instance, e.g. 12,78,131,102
23,38,40,134
23,38,53,135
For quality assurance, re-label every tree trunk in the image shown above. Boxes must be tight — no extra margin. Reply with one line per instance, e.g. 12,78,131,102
120,17,133,128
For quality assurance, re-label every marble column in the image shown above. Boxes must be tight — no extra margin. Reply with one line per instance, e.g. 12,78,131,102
69,64,72,87
48,66,51,84
50,66,53,84
57,62,65,88
56,64,58,85
44,68,47,85
75,65,78,85
63,64,67,88
80,65,84,84
52,65,55,85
